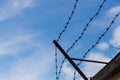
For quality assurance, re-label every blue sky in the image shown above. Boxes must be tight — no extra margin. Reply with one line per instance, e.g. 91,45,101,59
0,0,119,80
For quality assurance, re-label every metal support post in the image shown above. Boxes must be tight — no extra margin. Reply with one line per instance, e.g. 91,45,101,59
53,40,88,80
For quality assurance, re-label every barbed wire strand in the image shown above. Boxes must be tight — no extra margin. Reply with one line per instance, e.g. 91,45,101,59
56,0,107,80
55,0,79,80
73,11,120,80
57,0,79,42
66,0,107,53
72,0,107,79
55,47,58,80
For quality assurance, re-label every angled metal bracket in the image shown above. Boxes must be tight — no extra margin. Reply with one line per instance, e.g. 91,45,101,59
71,58,109,64
53,40,88,80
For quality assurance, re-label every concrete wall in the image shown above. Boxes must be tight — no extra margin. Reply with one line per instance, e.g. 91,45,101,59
91,52,120,80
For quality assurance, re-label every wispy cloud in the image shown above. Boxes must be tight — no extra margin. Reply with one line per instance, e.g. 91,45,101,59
0,33,40,56
0,28,54,80
97,42,109,51
0,50,53,80
106,5,120,17
62,62,74,80
59,52,110,80
0,0,35,21
91,5,120,30
110,26,120,48
82,52,110,77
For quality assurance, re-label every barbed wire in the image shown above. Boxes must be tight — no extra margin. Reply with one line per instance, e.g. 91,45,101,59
66,0,107,53
55,0,79,80
56,0,107,80
55,47,58,80
73,11,120,80
55,0,120,79
78,11,120,65
57,0,79,42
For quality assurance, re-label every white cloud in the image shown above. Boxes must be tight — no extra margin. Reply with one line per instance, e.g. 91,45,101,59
0,33,40,56
0,0,35,21
0,27,54,80
106,5,120,17
59,53,111,80
62,62,80,80
82,52,110,77
97,42,109,50
0,50,54,80
110,26,120,48
62,62,74,80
